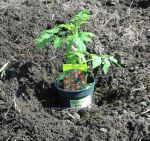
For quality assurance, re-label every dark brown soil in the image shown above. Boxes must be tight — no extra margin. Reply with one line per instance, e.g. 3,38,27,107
0,0,150,141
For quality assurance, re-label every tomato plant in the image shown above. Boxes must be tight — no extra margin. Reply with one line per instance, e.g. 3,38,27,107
35,9,121,90
35,10,120,75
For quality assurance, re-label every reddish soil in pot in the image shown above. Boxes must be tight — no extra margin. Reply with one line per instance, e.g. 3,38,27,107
0,0,150,140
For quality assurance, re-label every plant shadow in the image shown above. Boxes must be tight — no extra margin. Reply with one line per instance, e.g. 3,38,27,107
97,89,130,106
3,61,33,99
3,61,63,109
34,81,61,108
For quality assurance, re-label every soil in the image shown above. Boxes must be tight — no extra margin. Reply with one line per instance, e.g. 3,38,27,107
0,0,150,141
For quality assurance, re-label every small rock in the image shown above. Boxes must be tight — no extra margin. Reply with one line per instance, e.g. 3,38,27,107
123,110,127,114
129,111,135,117
128,67,135,72
130,95,134,100
100,128,108,133
64,112,80,120
118,100,122,105
73,112,80,120
140,101,147,107
123,103,128,108
106,0,119,5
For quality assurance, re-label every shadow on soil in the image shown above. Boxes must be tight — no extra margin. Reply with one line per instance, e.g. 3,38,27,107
138,1,150,8
97,89,130,106
34,81,61,108
3,61,33,99
3,61,60,108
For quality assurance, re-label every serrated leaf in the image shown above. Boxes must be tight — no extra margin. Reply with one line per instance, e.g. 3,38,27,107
46,28,60,34
76,21,89,26
79,32,92,42
109,56,121,67
102,59,110,74
66,35,74,45
59,23,75,31
66,35,75,54
71,10,90,22
92,55,102,69
67,53,76,64
54,37,64,49
35,31,54,48
74,37,86,52
58,31,66,37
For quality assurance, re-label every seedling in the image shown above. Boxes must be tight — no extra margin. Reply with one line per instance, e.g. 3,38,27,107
35,10,120,90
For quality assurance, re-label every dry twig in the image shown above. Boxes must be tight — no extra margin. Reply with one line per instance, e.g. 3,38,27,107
136,109,150,117
0,62,9,78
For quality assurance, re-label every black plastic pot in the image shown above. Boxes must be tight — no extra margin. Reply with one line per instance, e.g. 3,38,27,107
54,74,95,109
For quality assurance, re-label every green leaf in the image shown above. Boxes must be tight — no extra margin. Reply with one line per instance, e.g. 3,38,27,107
71,10,90,23
54,37,64,49
35,30,54,48
67,53,76,64
79,32,92,42
92,55,102,69
66,35,75,54
75,52,86,63
58,31,66,37
74,37,86,52
66,35,75,45
59,23,75,31
109,56,121,67
46,28,60,34
76,21,89,26
102,59,110,74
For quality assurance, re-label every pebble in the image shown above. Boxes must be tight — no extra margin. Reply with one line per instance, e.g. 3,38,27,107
130,95,134,100
140,101,147,107
123,110,127,114
106,0,119,5
73,113,80,120
100,128,108,133
129,111,135,117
